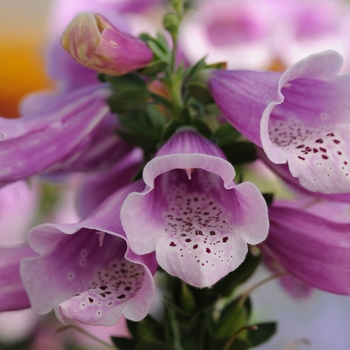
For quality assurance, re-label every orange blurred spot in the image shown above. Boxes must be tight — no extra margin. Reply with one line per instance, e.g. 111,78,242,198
0,36,52,118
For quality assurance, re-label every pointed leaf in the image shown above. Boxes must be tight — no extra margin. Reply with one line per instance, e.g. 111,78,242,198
247,322,277,346
111,336,137,350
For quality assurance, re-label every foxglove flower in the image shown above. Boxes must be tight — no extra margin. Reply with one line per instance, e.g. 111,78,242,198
0,84,119,186
21,181,157,326
121,128,269,288
0,245,36,311
263,205,350,295
62,12,153,76
210,50,350,193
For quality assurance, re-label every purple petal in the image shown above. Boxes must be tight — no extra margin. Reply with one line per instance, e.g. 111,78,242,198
258,148,350,203
210,50,350,193
121,129,269,288
76,148,143,217
265,205,350,295
0,84,111,186
0,245,37,311
21,181,157,326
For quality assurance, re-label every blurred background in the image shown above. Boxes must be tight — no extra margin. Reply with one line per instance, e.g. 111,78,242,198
0,0,52,118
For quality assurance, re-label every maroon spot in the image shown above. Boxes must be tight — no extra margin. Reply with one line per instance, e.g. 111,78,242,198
298,156,305,160
185,238,192,243
313,148,319,153
327,133,335,137
296,144,304,149
223,237,228,243
100,286,108,290
100,293,106,298
88,298,94,303
345,162,348,165
322,155,329,160
125,286,131,291
193,244,198,249
210,231,216,236
117,294,126,299
170,242,176,247
338,151,342,155
333,139,340,144
316,139,323,143
206,248,211,253
319,147,327,153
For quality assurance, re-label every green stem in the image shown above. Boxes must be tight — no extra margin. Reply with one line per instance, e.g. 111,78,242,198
57,325,115,349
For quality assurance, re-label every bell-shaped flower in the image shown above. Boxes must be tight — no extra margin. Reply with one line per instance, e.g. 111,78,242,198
0,84,119,186
209,50,350,194
0,245,36,312
20,181,157,326
121,128,269,288
263,204,350,295
61,12,153,76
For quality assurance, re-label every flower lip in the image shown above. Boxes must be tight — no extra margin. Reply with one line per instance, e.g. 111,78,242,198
21,181,157,326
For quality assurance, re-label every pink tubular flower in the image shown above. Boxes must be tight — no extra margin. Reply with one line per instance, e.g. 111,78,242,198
0,245,36,312
61,12,153,76
0,84,115,186
20,182,157,326
263,204,350,295
121,128,269,288
209,50,350,194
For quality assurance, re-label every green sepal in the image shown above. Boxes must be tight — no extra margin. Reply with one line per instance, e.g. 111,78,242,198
214,123,241,146
221,142,257,166
188,82,213,104
111,336,137,350
247,322,277,347
134,339,174,350
213,250,262,297
140,33,170,63
212,298,247,338
141,60,168,76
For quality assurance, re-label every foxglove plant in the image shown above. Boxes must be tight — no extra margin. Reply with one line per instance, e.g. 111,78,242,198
2,0,350,349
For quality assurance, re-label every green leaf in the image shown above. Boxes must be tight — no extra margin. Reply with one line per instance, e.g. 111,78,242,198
214,124,241,146
186,56,207,81
111,337,137,350
137,315,164,341
145,105,167,128
188,82,214,104
221,142,257,166
147,41,170,63
126,320,139,339
135,339,174,350
108,90,150,114
141,60,168,76
191,118,212,139
208,336,252,350
161,119,183,142
213,250,262,297
105,73,147,92
213,298,247,338
247,322,277,346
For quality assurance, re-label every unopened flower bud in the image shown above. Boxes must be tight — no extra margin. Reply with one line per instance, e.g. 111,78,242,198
61,12,153,76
